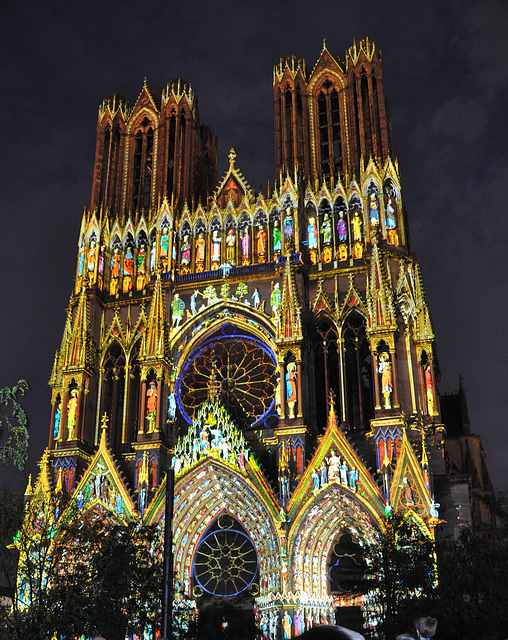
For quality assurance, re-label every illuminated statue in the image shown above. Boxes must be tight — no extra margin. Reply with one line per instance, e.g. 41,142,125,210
283,208,294,242
312,468,320,492
321,213,332,245
172,293,185,328
196,232,206,264
211,230,221,262
150,242,156,273
123,247,134,292
337,211,347,242
275,374,282,415
256,225,267,259
369,192,380,226
271,282,281,318
160,227,170,265
378,351,393,409
241,227,250,264
67,390,78,440
425,364,435,414
352,211,362,242
146,381,157,432
109,248,121,294
167,392,177,422
78,244,85,280
53,402,61,439
286,362,297,419
273,219,282,253
349,467,358,490
282,611,292,639
87,241,97,287
340,460,348,485
251,287,261,309
307,217,318,249
326,449,340,479
385,197,396,229
401,477,414,505
190,289,201,315
181,234,191,266
97,245,105,288
320,461,328,485
136,244,146,290
226,228,236,262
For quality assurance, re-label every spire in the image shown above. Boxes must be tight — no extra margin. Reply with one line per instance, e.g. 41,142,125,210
63,286,95,374
277,254,302,342
367,243,396,333
139,269,170,363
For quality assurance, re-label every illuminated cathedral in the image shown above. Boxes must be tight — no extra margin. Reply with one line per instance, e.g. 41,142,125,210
20,39,494,637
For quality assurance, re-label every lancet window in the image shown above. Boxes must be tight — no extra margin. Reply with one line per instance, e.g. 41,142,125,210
342,312,374,430
316,81,343,178
100,342,126,450
130,116,154,213
166,113,176,200
312,319,340,429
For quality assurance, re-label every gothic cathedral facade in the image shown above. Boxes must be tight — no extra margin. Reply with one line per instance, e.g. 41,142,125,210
22,39,489,637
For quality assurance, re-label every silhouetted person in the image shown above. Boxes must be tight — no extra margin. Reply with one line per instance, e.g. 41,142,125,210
415,616,438,640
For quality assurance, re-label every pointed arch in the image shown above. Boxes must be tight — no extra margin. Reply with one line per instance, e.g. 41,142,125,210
311,317,340,430
99,340,127,450
341,310,374,431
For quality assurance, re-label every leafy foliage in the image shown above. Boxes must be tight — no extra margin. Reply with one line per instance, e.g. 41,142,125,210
363,511,437,637
0,380,29,470
3,501,162,640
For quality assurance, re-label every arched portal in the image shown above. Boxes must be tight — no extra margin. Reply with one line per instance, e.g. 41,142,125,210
289,483,381,598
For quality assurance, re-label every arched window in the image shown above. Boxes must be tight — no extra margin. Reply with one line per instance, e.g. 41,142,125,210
99,126,111,205
166,113,176,199
284,85,293,170
312,319,339,429
342,312,374,430
100,342,126,449
316,82,343,178
361,68,373,159
125,342,141,445
130,117,154,213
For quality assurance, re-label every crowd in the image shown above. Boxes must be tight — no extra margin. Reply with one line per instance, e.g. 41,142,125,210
293,616,438,640
93,614,438,640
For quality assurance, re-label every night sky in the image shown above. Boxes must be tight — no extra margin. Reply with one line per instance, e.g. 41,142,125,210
1,1,507,493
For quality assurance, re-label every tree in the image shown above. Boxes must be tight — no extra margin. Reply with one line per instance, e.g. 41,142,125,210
3,499,163,640
424,493,508,640
0,490,25,632
363,511,437,638
0,380,29,470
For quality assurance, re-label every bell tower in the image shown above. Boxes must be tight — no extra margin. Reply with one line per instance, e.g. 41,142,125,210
90,78,218,218
274,39,393,183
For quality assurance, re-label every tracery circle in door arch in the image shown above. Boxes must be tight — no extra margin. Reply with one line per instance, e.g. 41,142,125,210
192,515,258,597
177,323,277,429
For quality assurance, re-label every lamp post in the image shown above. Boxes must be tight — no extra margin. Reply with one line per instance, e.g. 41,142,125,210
161,467,175,639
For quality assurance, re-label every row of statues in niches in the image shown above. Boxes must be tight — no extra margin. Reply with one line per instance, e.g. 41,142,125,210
75,190,400,293
306,191,400,264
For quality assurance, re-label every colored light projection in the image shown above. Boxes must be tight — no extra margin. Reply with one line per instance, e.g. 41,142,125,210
172,400,252,472
176,323,277,429
192,513,258,597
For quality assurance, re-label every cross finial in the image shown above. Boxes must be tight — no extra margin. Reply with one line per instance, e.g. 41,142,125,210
101,412,109,431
